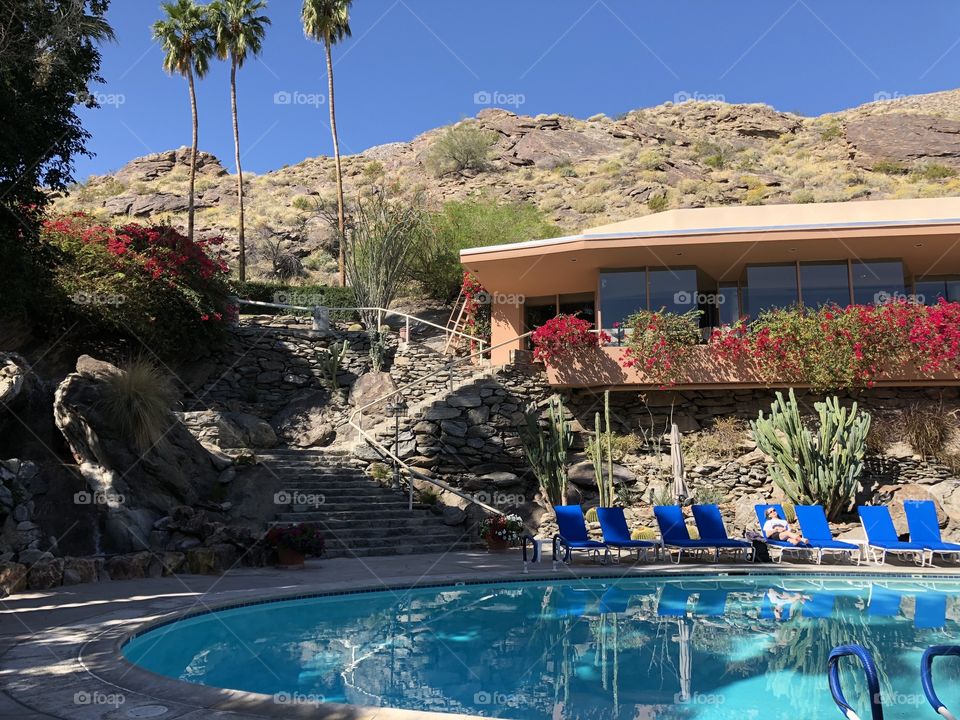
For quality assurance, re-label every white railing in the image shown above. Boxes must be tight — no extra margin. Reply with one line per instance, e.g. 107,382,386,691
235,297,527,516
236,299,486,353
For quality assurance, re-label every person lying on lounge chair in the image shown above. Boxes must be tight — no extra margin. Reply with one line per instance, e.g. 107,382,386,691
763,507,808,546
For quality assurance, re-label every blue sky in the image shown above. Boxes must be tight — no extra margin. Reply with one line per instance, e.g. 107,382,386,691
76,0,960,179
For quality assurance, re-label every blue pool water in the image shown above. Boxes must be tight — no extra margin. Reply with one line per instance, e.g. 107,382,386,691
124,575,960,719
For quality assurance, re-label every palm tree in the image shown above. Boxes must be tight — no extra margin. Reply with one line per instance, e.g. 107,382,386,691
209,0,270,283
302,0,352,287
152,0,214,243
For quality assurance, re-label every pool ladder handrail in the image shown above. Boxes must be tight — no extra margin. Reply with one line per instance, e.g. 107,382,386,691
828,644,884,720
921,645,960,720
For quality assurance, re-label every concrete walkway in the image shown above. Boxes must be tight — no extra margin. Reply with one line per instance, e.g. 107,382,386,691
0,550,956,720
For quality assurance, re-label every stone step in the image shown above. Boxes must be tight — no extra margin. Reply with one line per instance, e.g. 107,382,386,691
283,499,426,511
317,527,472,543
323,541,483,558
279,508,438,522
276,511,449,525
320,532,478,550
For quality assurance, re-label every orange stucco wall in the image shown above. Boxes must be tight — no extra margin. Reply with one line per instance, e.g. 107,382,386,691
490,299,524,365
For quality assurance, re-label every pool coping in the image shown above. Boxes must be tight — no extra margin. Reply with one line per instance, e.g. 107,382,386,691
5,559,960,720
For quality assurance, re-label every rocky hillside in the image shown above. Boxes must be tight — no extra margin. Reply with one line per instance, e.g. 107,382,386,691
57,88,960,281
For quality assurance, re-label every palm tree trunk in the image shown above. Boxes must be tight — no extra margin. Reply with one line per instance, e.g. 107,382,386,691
230,58,246,282
187,66,198,243
325,39,346,287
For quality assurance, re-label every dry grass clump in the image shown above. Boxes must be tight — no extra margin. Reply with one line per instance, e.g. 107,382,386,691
98,359,176,452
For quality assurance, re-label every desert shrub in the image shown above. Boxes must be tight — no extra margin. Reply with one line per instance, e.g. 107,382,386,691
233,281,356,320
819,121,842,140
873,160,908,175
792,189,816,204
695,141,732,169
584,179,612,195
554,164,578,178
291,195,315,211
99,359,177,452
685,417,747,463
635,148,665,171
410,200,560,301
744,186,767,205
42,213,233,358
916,163,957,181
572,197,605,214
648,484,677,506
418,487,440,505
647,194,669,212
693,482,726,505
865,415,899,454
424,122,498,177
362,161,385,180
901,402,956,459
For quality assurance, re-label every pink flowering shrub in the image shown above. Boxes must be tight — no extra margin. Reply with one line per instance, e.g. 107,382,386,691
531,314,609,365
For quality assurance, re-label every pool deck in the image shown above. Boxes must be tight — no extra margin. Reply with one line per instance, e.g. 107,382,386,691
1,550,958,720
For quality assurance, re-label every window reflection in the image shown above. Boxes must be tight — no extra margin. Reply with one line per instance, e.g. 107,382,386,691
743,265,799,319
717,284,741,326
599,271,644,330
915,277,960,305
649,268,697,315
852,260,905,305
800,262,850,308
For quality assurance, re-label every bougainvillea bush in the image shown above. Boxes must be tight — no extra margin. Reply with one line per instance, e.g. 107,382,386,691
711,301,960,390
531,314,609,365
460,271,491,352
42,213,234,358
620,309,702,385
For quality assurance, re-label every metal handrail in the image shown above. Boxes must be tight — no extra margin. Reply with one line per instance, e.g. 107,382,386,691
348,330,534,516
236,299,485,351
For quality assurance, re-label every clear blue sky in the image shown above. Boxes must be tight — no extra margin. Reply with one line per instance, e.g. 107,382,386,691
76,0,960,179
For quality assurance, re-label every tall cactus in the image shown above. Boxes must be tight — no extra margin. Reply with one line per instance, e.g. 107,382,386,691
588,390,616,508
318,339,349,390
751,388,871,520
519,394,574,506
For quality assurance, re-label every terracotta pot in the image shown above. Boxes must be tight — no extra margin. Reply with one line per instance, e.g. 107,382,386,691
276,547,306,568
486,537,510,553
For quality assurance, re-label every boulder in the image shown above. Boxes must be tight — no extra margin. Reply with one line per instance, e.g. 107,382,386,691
480,471,523,489
186,544,236,575
348,371,398,415
53,356,220,554
567,461,635,488
227,413,277,448
876,484,947,537
27,558,64,590
271,390,338,448
0,562,27,597
847,114,960,168
441,506,467,526
62,557,99,585
106,551,157,580
0,353,31,409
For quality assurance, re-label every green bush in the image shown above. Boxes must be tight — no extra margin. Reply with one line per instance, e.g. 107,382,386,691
411,200,560,301
234,281,357,320
917,163,957,181
424,122,498,177
647,194,669,212
872,160,908,175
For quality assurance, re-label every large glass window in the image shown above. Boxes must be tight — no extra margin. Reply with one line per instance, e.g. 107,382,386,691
800,261,850,308
717,283,741,326
649,268,698,315
523,296,556,337
599,271,645,330
558,292,596,322
915,277,960,305
852,260,905,305
743,264,799,319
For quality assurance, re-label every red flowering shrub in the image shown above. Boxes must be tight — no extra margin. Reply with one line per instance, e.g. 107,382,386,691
710,301,960,390
265,523,325,555
531,314,608,365
41,213,234,357
620,309,702,385
460,271,491,352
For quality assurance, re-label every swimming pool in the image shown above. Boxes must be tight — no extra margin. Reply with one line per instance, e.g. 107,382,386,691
123,575,960,719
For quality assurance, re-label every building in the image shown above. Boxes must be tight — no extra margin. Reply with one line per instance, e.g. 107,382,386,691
460,197,960,388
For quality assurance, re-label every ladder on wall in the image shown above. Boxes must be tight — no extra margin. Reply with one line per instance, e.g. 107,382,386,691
443,287,470,355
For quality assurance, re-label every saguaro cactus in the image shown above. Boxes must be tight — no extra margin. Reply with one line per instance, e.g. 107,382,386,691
588,390,616,508
519,394,574,506
751,388,871,520
319,339,349,389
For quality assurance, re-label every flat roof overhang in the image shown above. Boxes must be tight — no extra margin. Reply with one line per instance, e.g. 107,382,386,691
461,222,960,296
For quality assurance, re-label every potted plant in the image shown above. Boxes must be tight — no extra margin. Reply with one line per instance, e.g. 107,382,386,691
265,523,325,568
479,513,524,553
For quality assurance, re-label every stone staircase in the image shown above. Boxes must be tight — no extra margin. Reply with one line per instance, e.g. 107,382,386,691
257,448,484,558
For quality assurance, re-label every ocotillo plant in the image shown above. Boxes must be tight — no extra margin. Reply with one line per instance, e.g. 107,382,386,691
587,389,616,508
751,388,871,520
319,339,349,389
519,394,573,506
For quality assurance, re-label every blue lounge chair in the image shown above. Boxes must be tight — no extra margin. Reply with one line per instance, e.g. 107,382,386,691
905,500,960,566
653,505,723,564
754,504,814,563
794,505,862,565
691,504,754,561
858,506,926,566
552,505,608,565
657,585,694,617
801,592,836,619
868,587,902,618
596,507,657,562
